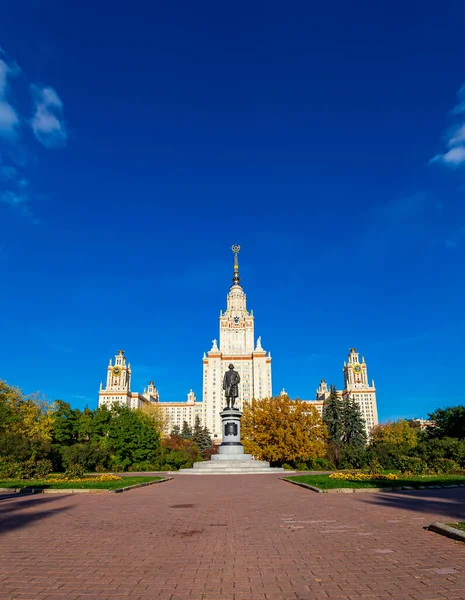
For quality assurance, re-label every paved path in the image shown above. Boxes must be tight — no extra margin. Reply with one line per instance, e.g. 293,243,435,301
1,475,465,600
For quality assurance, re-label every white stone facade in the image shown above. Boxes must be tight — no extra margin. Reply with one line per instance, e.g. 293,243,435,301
201,250,272,439
98,350,200,432
296,348,379,435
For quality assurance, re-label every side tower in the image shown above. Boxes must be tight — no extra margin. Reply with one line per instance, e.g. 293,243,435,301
98,350,133,408
342,348,378,433
202,246,272,439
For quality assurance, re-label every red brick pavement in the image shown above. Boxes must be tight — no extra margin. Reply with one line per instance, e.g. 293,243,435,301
1,475,465,600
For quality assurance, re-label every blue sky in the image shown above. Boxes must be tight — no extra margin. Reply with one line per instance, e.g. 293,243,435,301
1,1,464,421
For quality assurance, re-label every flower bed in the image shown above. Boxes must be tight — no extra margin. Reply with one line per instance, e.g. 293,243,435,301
0,475,163,490
285,473,465,490
329,472,398,481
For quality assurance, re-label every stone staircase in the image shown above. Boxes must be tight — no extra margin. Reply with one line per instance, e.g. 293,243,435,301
179,454,291,475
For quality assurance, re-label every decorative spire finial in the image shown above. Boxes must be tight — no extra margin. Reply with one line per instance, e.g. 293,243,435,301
231,244,241,284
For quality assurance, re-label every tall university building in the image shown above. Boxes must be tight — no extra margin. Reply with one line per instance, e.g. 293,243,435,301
98,248,379,437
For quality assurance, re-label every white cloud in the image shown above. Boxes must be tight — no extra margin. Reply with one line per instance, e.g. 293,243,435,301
0,49,67,222
0,59,19,139
431,146,465,167
431,82,465,168
0,160,36,221
31,85,67,148
451,84,465,115
448,124,465,147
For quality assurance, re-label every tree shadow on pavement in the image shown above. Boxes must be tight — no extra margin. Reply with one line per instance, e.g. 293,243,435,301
0,493,70,535
360,488,465,522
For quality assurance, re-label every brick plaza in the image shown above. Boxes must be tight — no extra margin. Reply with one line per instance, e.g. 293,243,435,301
1,475,465,600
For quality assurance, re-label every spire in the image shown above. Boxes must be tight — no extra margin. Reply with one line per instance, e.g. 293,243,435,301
231,244,241,285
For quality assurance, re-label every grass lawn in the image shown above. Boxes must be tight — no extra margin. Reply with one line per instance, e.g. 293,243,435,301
286,474,465,490
0,476,163,490
446,522,465,532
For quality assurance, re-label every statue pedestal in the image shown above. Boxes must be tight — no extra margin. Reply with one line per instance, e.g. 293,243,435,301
179,406,291,473
212,408,251,461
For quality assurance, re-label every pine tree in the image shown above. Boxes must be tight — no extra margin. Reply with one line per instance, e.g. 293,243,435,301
193,415,202,440
194,426,213,453
181,420,193,440
170,424,181,437
322,385,344,466
191,416,212,453
322,385,343,443
341,395,367,447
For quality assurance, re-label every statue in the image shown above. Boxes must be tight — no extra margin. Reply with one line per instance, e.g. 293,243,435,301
223,363,240,409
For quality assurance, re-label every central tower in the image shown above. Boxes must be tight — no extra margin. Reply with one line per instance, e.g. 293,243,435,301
202,246,272,439
219,245,255,354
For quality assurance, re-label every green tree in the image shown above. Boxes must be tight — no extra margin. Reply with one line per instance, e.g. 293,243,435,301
181,420,193,440
61,442,110,471
341,395,367,447
107,405,160,469
170,424,181,437
322,386,343,465
76,407,94,443
426,406,465,439
193,415,202,439
323,386,343,442
51,400,80,446
193,416,213,454
89,405,112,443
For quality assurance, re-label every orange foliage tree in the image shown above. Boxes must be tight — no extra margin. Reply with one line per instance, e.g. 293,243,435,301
241,395,328,465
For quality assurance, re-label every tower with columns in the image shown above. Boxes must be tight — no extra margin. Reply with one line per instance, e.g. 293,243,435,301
98,350,146,409
341,348,378,432
202,246,272,439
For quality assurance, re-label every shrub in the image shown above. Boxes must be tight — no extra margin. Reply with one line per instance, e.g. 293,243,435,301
0,432,51,462
0,457,18,478
203,446,219,461
34,459,53,479
281,463,294,470
296,462,307,471
64,463,86,479
339,444,368,470
312,457,333,471
16,460,36,480
128,462,155,472
109,463,128,472
159,464,173,472
159,437,202,470
364,458,384,475
395,455,427,475
429,458,461,474
0,458,52,480
62,443,109,471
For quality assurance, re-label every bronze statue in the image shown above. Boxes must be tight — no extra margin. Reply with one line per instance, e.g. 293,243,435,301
223,363,240,409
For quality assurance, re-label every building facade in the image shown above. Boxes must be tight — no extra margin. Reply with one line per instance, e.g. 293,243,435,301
285,348,378,435
97,249,379,437
201,246,272,438
98,350,201,431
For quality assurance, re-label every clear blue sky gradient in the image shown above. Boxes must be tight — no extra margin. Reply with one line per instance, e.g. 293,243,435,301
1,1,464,421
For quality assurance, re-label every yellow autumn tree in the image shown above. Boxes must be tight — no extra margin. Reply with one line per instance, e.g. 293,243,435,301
0,380,54,443
370,419,418,448
241,395,328,464
137,402,171,437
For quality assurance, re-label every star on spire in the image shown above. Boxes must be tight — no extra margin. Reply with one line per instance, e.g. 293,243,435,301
231,244,241,285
